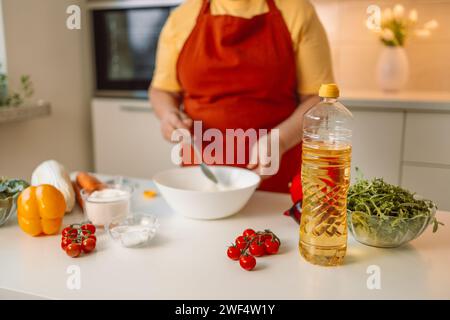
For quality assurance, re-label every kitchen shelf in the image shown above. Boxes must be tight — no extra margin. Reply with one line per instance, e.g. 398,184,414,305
0,102,51,124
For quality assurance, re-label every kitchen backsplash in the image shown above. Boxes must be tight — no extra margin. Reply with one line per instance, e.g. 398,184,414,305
312,0,450,92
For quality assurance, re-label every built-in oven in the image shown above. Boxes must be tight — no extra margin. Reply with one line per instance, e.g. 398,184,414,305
89,0,183,98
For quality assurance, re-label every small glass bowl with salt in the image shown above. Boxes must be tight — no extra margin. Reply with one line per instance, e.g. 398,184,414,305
106,214,159,248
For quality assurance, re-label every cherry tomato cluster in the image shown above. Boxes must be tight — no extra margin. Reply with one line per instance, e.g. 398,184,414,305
227,228,281,271
61,222,97,258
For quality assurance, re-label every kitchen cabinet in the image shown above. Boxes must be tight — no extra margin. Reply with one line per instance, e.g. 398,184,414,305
401,112,450,209
402,165,450,210
349,109,403,184
92,98,174,179
404,112,450,166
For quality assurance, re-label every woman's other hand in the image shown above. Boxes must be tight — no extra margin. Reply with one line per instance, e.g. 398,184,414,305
247,132,287,179
247,95,319,177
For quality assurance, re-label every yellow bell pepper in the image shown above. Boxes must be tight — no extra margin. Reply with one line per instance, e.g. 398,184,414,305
17,185,66,236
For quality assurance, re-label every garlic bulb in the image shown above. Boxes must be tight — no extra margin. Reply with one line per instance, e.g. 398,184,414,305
31,160,75,212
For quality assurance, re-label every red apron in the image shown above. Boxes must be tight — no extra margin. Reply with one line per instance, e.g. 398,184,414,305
177,0,301,193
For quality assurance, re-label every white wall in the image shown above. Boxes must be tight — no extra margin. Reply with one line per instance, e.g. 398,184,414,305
0,0,92,180
312,0,450,92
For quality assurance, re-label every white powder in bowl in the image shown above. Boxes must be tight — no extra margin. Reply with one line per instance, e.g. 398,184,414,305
85,188,131,227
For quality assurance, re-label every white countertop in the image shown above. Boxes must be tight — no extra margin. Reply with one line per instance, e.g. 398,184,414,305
93,90,450,113
342,90,450,111
1,177,449,300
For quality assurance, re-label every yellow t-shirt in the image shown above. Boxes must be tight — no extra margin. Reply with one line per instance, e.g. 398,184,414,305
151,0,334,95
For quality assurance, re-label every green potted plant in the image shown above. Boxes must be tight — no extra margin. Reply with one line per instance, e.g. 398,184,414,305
0,68,34,108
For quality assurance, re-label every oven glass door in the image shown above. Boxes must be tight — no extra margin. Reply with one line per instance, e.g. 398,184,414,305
93,6,174,95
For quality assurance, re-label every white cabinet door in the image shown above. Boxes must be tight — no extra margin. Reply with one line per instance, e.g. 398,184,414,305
404,112,450,166
349,109,404,184
402,165,450,211
92,98,175,179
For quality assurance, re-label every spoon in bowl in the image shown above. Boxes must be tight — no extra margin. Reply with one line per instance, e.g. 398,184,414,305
189,138,219,184
173,110,220,185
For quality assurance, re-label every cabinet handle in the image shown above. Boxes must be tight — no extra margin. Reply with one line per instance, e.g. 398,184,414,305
120,105,153,113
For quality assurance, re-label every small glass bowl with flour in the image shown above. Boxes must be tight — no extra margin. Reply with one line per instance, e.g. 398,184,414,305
81,184,133,227
106,214,159,248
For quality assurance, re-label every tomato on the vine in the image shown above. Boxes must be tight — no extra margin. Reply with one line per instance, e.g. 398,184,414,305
259,234,272,242
243,229,256,238
227,246,241,261
81,223,96,235
249,242,265,257
82,238,96,253
264,239,280,255
61,222,97,258
61,237,73,250
81,229,92,237
65,243,82,258
227,228,280,271
235,236,247,250
62,227,77,238
239,255,256,271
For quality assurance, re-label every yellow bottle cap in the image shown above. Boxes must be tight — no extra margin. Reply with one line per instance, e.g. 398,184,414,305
319,83,340,98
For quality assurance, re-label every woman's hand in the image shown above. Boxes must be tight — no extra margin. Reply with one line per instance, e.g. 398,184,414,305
149,87,192,142
160,110,193,142
247,132,288,179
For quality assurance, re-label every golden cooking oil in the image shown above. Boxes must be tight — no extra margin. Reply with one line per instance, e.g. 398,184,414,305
299,83,352,266
299,142,351,266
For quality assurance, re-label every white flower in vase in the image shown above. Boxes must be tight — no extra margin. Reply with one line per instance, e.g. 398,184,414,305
366,4,439,92
408,9,418,24
393,4,405,21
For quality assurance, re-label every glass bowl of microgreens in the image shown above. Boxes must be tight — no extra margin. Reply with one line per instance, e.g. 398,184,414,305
347,173,442,248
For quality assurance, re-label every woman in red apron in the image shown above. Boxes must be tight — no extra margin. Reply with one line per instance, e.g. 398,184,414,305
150,0,333,193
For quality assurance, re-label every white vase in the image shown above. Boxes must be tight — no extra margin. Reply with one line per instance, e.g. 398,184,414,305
376,46,409,92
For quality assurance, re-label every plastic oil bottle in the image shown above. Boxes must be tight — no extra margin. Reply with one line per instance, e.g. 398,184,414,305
299,84,352,266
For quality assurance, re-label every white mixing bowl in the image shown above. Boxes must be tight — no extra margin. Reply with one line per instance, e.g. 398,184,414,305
153,166,261,220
